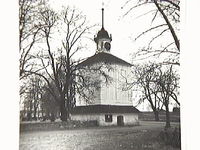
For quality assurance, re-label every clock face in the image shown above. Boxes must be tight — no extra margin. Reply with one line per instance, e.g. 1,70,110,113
105,42,111,51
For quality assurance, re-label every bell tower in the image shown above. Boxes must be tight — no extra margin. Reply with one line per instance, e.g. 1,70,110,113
94,8,112,53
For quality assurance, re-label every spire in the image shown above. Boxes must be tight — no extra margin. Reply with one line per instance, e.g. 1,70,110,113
101,8,104,29
94,5,112,53
101,2,104,28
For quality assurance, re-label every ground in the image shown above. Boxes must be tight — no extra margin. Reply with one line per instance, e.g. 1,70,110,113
19,121,180,150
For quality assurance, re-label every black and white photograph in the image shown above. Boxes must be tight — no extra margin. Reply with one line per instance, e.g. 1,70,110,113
3,0,200,150
18,0,181,149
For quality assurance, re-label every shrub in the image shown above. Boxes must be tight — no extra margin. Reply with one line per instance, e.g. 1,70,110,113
158,126,181,148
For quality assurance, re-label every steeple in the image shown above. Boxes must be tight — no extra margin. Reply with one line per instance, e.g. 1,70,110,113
102,8,104,29
94,7,112,53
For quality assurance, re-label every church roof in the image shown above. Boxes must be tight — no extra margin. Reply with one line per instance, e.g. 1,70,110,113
71,105,140,114
78,52,132,67
94,27,111,43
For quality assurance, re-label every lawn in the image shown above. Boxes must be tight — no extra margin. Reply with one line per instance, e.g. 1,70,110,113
19,121,181,150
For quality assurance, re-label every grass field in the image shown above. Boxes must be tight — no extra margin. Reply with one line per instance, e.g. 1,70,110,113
139,111,180,122
20,121,181,150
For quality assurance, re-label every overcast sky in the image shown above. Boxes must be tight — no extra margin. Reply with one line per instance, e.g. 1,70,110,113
47,0,165,64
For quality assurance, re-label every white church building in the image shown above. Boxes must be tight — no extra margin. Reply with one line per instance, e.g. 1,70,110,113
71,8,140,126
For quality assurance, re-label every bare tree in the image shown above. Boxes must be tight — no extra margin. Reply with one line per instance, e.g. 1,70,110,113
129,62,179,123
121,0,180,127
122,0,180,65
131,63,163,121
40,85,60,121
26,6,100,121
21,74,44,121
19,0,45,79
157,65,179,128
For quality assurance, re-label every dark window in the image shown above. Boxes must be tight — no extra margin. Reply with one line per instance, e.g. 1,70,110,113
105,114,112,122
101,42,103,49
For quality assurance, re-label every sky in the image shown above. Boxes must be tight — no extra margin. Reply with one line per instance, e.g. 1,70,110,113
46,0,164,64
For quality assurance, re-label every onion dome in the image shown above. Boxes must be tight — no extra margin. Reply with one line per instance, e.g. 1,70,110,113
94,27,112,43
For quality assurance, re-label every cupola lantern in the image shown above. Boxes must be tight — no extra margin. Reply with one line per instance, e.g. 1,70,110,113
94,8,112,53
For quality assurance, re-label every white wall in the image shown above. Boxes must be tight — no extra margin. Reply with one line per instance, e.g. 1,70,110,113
100,64,133,105
123,113,139,126
99,114,117,126
71,113,139,126
99,113,139,126
71,114,99,122
76,61,133,106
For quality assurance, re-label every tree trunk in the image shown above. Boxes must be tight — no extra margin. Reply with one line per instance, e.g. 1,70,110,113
33,99,38,120
50,113,55,122
60,97,67,121
33,107,37,121
28,100,33,121
153,110,160,121
165,102,171,128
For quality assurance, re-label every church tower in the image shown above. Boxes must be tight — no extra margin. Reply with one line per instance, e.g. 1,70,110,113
94,8,112,53
71,7,140,127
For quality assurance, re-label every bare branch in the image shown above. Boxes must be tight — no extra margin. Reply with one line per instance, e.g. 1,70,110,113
153,0,180,51
134,24,167,41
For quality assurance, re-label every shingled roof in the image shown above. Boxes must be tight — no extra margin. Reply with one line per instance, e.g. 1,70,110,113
71,105,140,114
78,52,132,67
